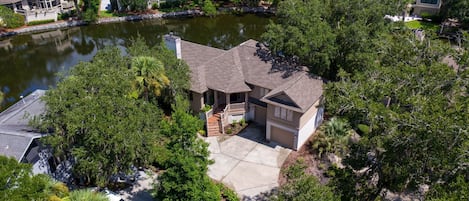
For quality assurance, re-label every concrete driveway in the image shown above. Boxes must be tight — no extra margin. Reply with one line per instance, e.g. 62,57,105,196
204,125,291,198
119,170,156,201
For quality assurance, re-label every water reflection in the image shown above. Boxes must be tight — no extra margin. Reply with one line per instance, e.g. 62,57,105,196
0,14,272,110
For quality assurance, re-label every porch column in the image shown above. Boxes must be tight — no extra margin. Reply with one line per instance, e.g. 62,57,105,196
214,91,218,108
226,93,230,106
245,92,248,111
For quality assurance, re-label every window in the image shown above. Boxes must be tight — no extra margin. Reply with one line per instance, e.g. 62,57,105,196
420,0,438,4
274,106,293,121
259,87,270,97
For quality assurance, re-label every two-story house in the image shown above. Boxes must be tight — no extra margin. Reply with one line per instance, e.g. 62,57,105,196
164,34,324,150
0,0,74,23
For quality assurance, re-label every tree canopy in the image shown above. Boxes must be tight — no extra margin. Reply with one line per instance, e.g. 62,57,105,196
39,47,165,186
0,156,82,201
0,156,51,201
128,36,191,109
324,30,468,200
153,96,221,200
261,0,401,79
441,0,469,24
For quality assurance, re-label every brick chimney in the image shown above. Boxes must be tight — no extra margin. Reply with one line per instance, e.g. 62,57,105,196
164,33,182,59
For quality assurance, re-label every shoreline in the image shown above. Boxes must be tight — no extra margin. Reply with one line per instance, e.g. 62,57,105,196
0,7,274,38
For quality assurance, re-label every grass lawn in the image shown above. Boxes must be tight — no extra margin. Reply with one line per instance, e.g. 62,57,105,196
99,10,127,18
405,20,440,32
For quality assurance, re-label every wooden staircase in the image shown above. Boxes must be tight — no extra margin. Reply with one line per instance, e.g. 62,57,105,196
207,113,222,136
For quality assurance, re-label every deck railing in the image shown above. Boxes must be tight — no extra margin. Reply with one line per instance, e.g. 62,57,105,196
204,107,213,136
217,103,247,134
229,102,245,111
220,104,230,134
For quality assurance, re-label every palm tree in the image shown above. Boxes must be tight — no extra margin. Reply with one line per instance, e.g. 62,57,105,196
312,117,353,158
131,56,170,101
324,117,350,138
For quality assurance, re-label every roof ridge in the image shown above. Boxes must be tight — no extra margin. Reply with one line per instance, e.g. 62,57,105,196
182,40,227,52
267,73,307,108
284,73,307,93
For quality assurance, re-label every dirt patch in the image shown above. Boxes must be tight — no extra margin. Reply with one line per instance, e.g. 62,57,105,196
278,134,331,186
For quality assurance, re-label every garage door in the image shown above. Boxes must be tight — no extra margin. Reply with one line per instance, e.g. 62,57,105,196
254,106,267,125
271,126,295,149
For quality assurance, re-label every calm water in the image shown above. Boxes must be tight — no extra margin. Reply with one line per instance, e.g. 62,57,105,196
0,14,273,109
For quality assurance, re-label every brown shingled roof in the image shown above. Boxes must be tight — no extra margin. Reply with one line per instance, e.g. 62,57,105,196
179,38,323,112
180,40,226,93
262,73,323,113
237,40,304,90
204,48,251,93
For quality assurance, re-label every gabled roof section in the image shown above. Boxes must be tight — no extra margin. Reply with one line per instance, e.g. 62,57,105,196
0,90,45,161
262,73,323,113
180,40,226,93
204,48,251,93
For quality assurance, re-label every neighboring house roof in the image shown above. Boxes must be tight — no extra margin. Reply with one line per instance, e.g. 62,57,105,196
0,0,21,5
0,90,46,161
261,73,323,113
179,37,323,112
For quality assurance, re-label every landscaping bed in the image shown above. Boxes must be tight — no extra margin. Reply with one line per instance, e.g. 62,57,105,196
223,119,248,135
278,132,331,186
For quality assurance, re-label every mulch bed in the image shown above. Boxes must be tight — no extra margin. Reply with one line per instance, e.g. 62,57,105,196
278,132,331,186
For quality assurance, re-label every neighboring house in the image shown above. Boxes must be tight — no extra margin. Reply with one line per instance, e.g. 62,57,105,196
0,90,53,175
412,0,442,15
164,34,324,150
0,0,74,23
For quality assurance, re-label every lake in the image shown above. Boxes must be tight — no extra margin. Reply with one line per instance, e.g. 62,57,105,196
0,14,273,109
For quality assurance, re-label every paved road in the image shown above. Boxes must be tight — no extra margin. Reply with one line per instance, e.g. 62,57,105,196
204,125,291,199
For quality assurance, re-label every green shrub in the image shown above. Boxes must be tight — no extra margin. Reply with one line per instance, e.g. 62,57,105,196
58,10,76,20
231,119,237,126
198,129,206,135
356,124,370,135
27,19,55,26
0,6,25,28
239,119,246,127
159,0,184,10
226,128,232,134
216,183,239,201
202,0,217,17
201,105,212,112
81,0,99,22
151,2,159,9
82,8,98,22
